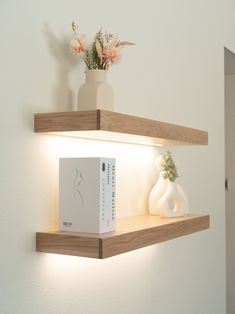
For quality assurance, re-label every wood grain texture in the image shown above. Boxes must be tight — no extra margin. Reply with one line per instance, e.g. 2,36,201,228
34,110,99,132
36,232,100,258
34,110,208,145
99,110,208,145
36,214,210,259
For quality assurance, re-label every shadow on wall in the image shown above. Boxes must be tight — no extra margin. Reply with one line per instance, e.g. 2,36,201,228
43,23,84,112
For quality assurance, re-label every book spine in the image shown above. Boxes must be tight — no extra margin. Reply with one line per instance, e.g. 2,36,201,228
110,159,116,231
105,159,116,232
100,159,107,233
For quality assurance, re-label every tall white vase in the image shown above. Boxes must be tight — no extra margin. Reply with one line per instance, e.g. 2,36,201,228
77,69,114,111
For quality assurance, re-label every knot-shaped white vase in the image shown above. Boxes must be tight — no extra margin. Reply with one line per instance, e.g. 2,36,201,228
148,156,189,217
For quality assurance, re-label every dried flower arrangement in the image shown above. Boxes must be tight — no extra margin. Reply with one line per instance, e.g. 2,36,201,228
70,21,135,70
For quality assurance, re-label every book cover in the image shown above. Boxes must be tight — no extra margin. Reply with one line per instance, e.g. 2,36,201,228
59,157,115,233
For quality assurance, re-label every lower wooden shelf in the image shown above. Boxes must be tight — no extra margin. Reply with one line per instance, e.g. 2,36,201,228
36,214,209,259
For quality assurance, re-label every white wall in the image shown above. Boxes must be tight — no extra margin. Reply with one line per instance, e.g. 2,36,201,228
0,1,234,313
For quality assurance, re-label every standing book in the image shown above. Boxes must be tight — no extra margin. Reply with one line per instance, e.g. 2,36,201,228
59,157,116,233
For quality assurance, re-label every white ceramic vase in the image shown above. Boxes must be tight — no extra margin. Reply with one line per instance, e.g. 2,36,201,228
77,69,114,111
156,180,189,217
148,156,189,218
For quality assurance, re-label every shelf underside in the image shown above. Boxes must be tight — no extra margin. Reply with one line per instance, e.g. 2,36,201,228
36,214,209,259
34,110,208,146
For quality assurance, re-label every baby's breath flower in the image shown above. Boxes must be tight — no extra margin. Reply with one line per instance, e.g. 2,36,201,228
161,151,179,182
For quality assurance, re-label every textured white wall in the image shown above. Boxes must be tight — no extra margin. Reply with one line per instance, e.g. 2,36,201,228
0,0,234,313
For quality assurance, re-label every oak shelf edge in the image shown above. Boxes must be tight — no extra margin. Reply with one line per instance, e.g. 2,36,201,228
34,110,208,146
36,214,210,259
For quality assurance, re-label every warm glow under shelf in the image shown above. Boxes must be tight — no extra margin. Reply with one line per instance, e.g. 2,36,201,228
34,110,208,146
36,214,210,259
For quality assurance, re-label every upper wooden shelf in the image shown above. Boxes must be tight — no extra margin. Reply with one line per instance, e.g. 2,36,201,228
34,110,208,146
36,214,209,259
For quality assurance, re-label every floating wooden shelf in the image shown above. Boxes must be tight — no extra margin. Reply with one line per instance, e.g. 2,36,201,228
36,214,209,259
34,110,208,146
35,110,209,259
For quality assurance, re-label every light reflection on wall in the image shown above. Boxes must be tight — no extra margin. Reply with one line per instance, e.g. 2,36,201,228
37,245,160,308
41,243,159,275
